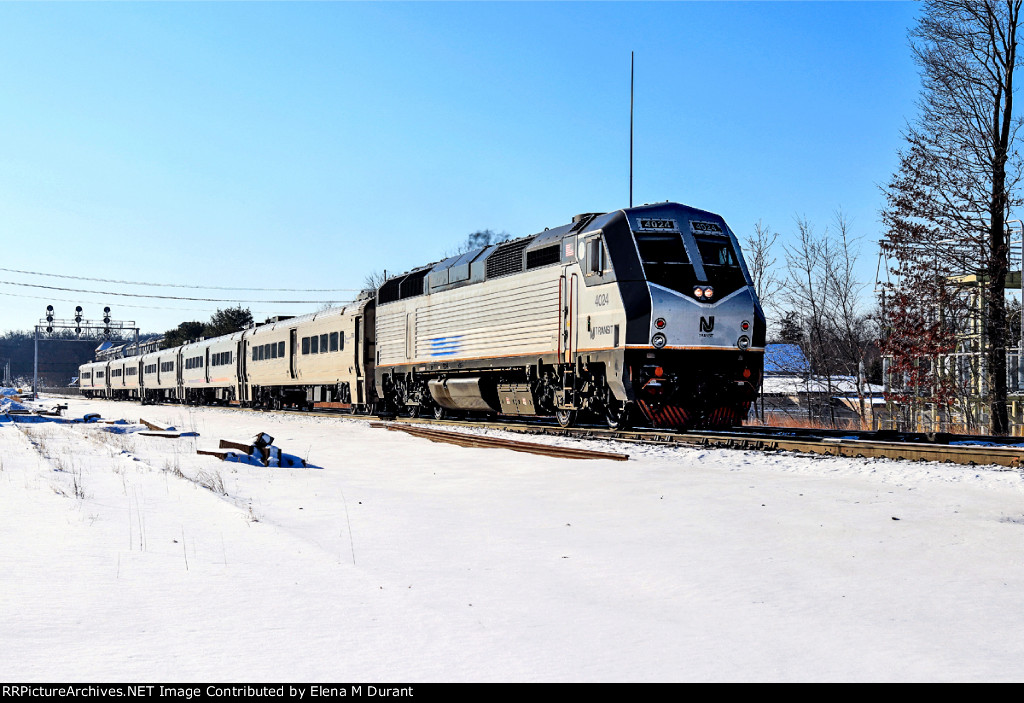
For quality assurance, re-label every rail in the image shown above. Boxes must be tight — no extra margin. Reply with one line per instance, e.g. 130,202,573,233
62,398,1024,469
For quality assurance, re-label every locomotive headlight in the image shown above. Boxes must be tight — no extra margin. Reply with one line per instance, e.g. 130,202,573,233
704,286,714,299
737,335,750,350
655,317,666,329
652,333,667,349
693,286,705,299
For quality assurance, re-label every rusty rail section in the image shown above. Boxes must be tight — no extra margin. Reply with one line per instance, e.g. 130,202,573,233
375,417,1021,468
473,425,1024,468
370,422,629,461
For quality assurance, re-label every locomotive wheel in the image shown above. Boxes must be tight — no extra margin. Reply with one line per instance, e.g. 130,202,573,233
605,400,634,430
433,405,448,420
554,408,577,428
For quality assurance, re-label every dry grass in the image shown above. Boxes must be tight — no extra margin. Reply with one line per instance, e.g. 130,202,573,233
746,413,873,431
195,470,226,496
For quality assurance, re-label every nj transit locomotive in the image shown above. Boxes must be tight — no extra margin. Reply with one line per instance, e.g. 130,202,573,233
80,202,765,430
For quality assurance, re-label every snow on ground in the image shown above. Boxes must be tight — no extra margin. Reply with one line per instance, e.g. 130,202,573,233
2,396,1024,682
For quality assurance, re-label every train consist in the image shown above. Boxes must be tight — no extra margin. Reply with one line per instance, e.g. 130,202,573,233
79,202,766,430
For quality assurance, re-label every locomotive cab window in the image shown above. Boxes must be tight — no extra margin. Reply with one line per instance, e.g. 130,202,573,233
330,332,339,352
634,230,695,295
695,237,738,267
695,235,746,291
584,236,606,275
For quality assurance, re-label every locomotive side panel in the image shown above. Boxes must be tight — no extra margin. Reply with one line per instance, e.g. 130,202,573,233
376,269,562,370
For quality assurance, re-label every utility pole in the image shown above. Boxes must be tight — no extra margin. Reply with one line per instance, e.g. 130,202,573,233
629,51,634,208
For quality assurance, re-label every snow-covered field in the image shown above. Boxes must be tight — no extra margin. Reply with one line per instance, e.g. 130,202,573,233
2,396,1024,682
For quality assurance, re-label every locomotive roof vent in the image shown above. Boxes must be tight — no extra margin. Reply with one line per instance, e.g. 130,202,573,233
570,212,602,233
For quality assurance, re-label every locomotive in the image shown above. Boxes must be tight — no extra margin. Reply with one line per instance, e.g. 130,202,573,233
80,202,765,430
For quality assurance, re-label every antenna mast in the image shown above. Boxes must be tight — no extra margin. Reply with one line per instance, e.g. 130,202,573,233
630,51,634,208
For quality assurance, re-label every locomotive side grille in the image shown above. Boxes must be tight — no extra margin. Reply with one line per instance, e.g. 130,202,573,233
378,269,430,305
399,270,428,300
525,244,560,270
486,239,530,279
378,278,403,305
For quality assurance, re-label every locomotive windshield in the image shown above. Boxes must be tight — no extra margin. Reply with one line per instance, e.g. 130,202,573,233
695,237,738,267
695,235,747,291
633,231,696,294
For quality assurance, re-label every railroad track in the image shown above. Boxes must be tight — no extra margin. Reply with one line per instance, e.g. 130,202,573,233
373,416,1024,468
67,398,1024,468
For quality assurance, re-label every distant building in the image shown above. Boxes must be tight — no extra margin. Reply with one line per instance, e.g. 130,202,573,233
758,343,883,425
764,344,809,375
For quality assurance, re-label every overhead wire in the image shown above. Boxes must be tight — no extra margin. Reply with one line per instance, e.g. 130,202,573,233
0,266,360,293
0,290,327,318
0,280,350,304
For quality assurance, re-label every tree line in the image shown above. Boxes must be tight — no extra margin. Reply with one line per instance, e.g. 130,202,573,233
764,1,1024,435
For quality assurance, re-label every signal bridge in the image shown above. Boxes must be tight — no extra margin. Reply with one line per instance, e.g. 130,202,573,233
33,305,139,397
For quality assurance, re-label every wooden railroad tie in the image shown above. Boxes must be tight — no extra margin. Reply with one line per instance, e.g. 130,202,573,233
198,434,303,468
138,418,183,438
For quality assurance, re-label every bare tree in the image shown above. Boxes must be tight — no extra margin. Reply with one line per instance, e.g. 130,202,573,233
782,214,875,426
827,212,874,421
881,0,1023,434
783,217,838,425
742,220,782,311
361,269,388,297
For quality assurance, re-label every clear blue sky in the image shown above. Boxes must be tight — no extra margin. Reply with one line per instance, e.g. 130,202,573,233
0,1,922,334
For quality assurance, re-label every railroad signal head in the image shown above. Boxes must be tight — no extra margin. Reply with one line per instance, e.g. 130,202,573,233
103,306,111,324
75,305,83,323
45,305,54,323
